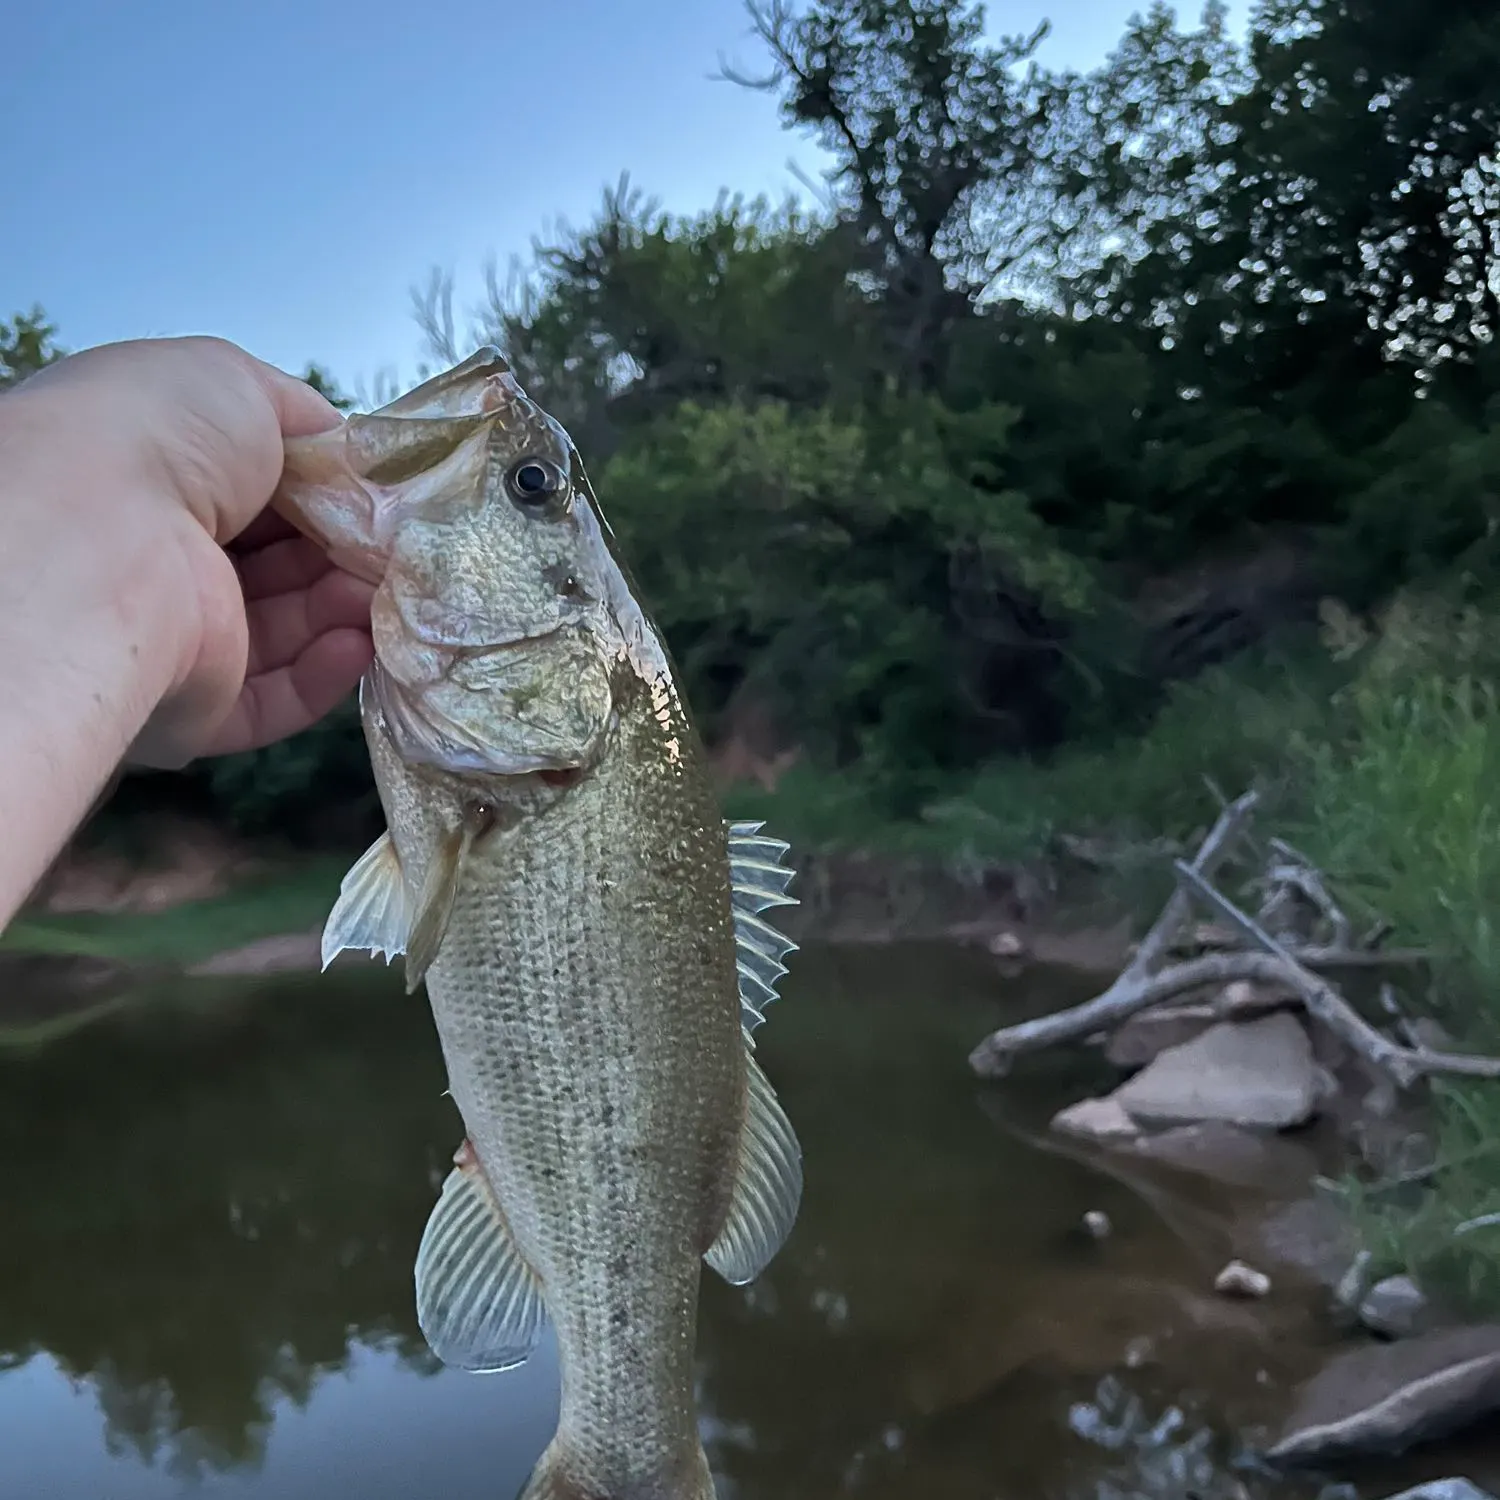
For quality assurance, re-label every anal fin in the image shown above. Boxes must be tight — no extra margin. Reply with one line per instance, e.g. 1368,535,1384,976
705,1047,803,1286
415,1141,549,1373
321,831,410,970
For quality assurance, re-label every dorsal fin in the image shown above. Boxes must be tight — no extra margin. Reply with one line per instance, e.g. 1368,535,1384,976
726,819,798,1038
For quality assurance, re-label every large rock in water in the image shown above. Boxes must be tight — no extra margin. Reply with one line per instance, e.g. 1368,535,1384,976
1380,1483,1498,1500
1111,1012,1320,1129
1267,1325,1500,1465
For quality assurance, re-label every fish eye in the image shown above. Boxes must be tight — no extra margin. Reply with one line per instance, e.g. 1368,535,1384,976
505,456,566,509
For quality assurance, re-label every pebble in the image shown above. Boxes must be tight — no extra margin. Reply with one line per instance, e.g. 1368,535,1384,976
1214,1260,1272,1298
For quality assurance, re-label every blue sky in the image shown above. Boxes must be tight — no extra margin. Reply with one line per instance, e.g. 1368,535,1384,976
4,1,1246,396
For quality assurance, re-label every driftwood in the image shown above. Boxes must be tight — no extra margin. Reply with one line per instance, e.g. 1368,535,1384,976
969,791,1259,1076
968,787,1500,1089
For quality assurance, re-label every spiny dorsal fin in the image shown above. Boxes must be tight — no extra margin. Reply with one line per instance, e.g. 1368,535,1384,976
726,819,798,1037
322,830,410,970
415,1141,549,1374
705,1046,803,1286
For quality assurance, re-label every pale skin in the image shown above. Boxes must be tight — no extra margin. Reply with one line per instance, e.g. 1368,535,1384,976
0,336,376,927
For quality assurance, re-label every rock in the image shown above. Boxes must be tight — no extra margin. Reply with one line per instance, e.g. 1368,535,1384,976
1379,1481,1498,1500
1112,1013,1320,1129
987,930,1026,959
1214,1260,1271,1298
1267,1325,1500,1465
1406,1016,1455,1053
1083,1209,1112,1239
1133,1118,1321,1193
1360,1275,1433,1339
1105,1004,1218,1069
1189,920,1240,949
1256,1197,1361,1288
1051,1097,1141,1142
1218,977,1295,1015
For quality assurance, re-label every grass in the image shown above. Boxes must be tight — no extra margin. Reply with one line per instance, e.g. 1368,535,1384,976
1,854,348,967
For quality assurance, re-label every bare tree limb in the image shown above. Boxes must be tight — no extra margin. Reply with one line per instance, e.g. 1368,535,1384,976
1265,836,1353,946
1164,934,1431,968
968,790,1260,1077
1125,789,1260,979
968,951,1296,1075
1173,862,1500,1087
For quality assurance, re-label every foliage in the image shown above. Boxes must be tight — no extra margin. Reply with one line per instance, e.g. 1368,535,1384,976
0,307,64,387
601,395,1091,794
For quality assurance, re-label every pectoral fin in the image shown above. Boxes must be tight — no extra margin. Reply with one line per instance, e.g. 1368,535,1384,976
415,1142,549,1373
704,1047,804,1286
322,831,410,970
403,816,481,995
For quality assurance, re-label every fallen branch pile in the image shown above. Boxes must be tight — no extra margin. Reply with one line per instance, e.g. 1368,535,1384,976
967,788,1500,1086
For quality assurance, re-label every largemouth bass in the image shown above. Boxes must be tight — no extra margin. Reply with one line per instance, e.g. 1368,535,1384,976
271,348,802,1500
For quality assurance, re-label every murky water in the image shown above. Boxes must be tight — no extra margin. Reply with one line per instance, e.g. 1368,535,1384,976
1,942,1497,1499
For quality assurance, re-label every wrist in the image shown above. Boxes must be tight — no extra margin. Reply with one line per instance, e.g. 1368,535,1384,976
0,389,190,921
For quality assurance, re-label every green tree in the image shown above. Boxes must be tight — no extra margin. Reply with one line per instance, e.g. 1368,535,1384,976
728,0,1063,389
0,307,64,387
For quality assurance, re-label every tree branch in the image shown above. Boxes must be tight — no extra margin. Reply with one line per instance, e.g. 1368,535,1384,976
968,950,1302,1075
1172,861,1500,1087
1125,788,1259,978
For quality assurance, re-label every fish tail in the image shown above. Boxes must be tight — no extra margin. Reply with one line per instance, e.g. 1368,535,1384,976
518,1441,716,1500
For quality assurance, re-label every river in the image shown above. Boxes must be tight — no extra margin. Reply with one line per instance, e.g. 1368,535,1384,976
0,941,1496,1499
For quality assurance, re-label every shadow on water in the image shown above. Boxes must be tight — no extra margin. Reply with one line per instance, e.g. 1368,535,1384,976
1,942,1498,1497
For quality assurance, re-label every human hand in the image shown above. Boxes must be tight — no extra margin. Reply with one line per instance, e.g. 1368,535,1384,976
3,336,376,768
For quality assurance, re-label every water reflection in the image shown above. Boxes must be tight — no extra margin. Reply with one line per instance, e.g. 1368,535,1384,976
0,943,1496,1498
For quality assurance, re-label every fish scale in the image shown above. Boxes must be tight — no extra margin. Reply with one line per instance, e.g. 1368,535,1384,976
277,347,803,1500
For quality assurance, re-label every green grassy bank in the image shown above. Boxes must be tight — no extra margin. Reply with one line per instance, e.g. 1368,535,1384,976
748,589,1500,1311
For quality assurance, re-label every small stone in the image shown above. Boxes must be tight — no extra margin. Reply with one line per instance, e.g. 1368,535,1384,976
1191,921,1239,949
1215,1260,1272,1298
1406,1016,1455,1053
1083,1209,1112,1239
987,930,1026,959
1374,1480,1495,1500
1359,1274,1432,1339
1051,1097,1141,1141
1218,977,1280,1014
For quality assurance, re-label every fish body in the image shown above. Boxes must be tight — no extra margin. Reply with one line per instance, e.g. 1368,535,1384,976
274,350,802,1500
